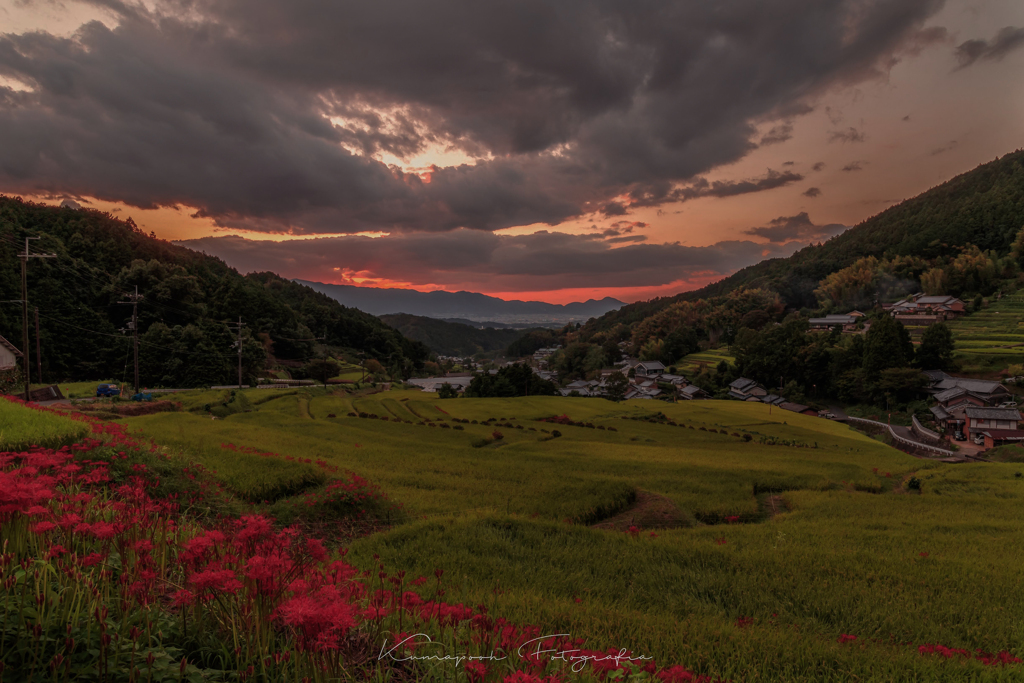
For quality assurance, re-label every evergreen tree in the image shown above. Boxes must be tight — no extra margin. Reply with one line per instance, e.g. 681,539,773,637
862,315,913,374
916,323,957,371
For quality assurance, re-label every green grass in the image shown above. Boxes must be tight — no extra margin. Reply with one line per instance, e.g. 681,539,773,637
114,389,1024,681
948,293,1024,375
0,399,89,450
28,379,120,399
678,347,736,374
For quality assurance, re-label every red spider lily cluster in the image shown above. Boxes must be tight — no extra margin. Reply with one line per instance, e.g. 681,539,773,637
918,644,1022,666
835,633,1020,667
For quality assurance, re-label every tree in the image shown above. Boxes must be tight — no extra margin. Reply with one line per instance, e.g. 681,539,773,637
862,315,913,375
437,382,459,399
916,323,957,371
464,363,556,398
305,358,341,388
605,371,629,402
364,358,384,379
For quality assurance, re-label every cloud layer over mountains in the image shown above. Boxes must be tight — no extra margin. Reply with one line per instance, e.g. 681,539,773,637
0,0,948,234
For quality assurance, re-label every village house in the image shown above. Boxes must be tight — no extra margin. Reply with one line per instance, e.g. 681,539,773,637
0,335,21,371
964,406,1024,447
678,384,710,400
925,371,1012,433
807,311,866,332
632,360,666,377
886,294,966,324
728,377,766,401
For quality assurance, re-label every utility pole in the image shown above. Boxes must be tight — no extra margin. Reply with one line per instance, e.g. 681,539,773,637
34,307,42,384
229,318,245,388
20,237,55,401
118,286,144,394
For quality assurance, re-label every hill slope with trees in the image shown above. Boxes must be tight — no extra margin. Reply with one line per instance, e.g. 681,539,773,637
379,313,539,357
586,149,1024,335
0,196,429,387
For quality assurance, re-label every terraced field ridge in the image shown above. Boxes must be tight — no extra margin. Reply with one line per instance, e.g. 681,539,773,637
948,293,1024,375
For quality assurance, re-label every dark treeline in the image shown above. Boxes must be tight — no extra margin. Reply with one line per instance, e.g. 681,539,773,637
0,197,429,387
379,313,540,357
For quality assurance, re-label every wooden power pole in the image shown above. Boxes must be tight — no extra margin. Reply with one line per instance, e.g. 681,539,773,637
20,237,55,401
34,307,42,384
118,286,144,393
229,317,245,388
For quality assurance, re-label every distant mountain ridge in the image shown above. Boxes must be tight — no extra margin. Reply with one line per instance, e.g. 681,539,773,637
294,280,624,323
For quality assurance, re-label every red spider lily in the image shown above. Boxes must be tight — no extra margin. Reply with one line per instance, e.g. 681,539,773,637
714,538,727,546
838,634,857,644
465,661,487,682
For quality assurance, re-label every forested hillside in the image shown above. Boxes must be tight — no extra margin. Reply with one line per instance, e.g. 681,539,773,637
379,313,533,357
0,197,429,386
586,149,1024,335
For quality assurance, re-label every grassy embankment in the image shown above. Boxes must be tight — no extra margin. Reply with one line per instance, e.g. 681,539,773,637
0,398,89,449
111,387,1024,682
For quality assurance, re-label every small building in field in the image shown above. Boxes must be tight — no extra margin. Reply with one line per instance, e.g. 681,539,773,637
0,335,21,371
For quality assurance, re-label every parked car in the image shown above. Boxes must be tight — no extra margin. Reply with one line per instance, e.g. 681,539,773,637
953,429,966,441
96,383,119,397
131,392,153,402
998,401,1018,408
817,410,837,419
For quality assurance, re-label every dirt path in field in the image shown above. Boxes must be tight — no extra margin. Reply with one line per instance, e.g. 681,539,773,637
590,490,688,531
760,494,787,517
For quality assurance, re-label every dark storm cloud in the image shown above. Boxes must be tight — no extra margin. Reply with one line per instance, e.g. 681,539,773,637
177,230,804,292
0,0,946,234
812,162,826,171
743,212,846,243
802,187,822,198
955,27,1024,69
842,161,865,172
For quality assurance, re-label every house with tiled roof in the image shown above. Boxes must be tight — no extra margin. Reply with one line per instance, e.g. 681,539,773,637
728,377,766,401
679,384,709,400
887,294,966,324
964,406,1024,447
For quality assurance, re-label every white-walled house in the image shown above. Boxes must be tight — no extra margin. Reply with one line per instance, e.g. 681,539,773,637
0,335,21,371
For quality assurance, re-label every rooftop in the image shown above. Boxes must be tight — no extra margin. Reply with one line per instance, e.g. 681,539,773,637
964,407,1023,421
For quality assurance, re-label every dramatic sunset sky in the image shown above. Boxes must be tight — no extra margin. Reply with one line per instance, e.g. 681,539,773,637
1,0,1023,303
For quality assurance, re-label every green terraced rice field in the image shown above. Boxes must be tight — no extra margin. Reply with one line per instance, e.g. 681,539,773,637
947,293,1024,374
678,347,736,374
109,386,1024,681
